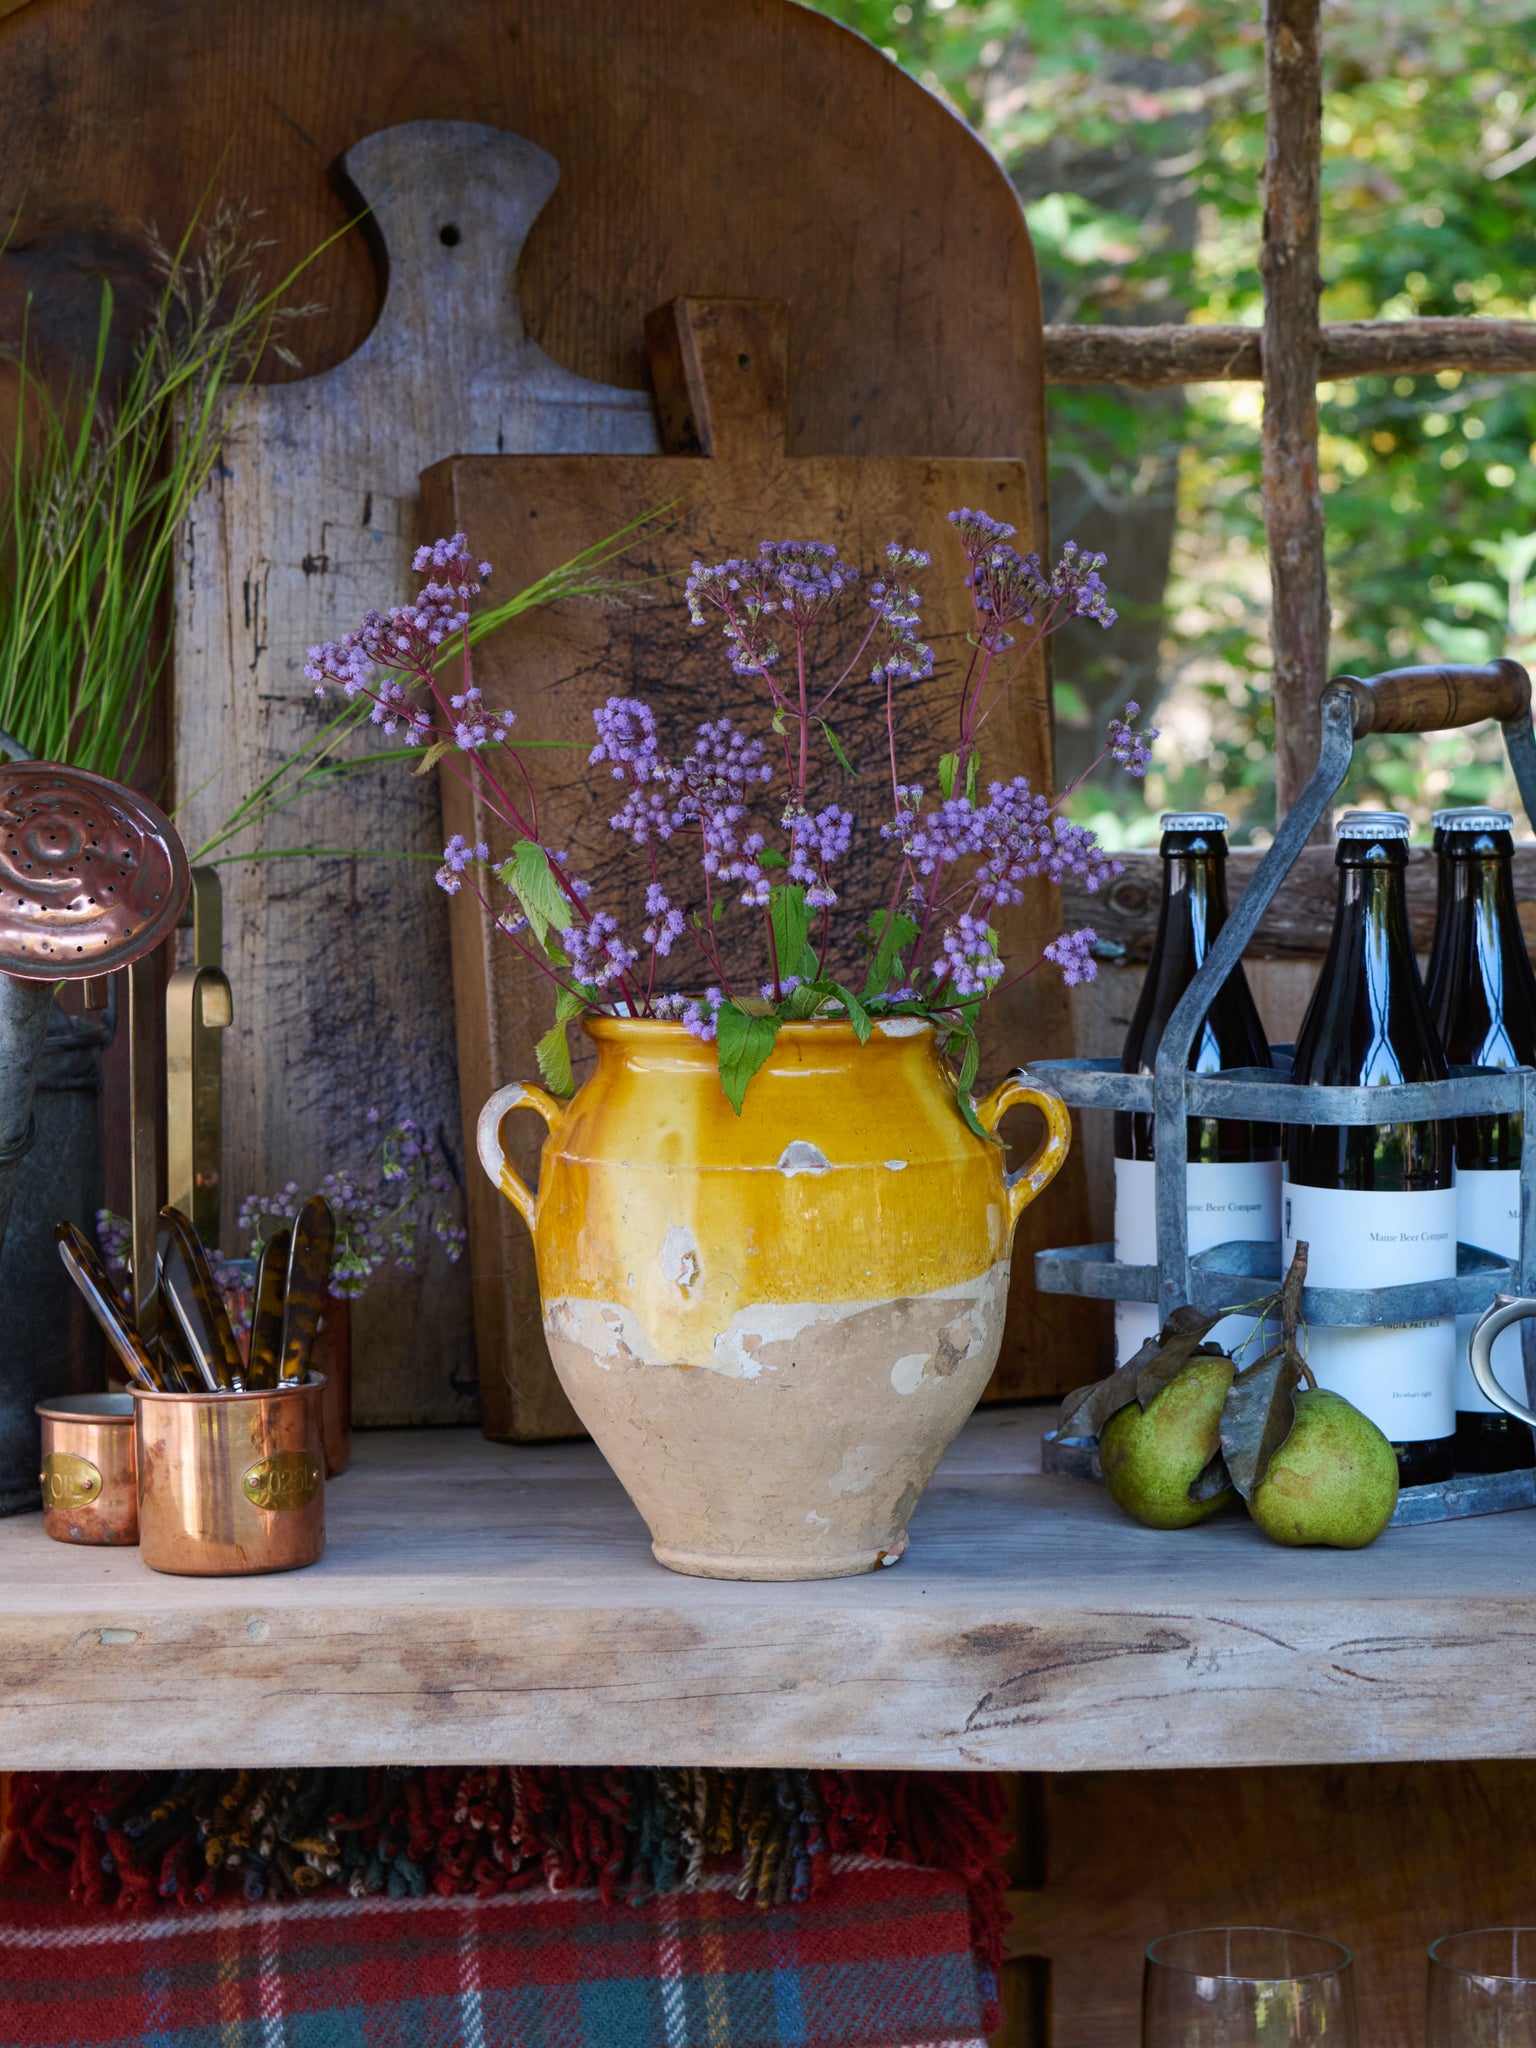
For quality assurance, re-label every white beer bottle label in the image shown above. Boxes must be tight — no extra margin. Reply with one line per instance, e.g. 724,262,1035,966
1281,1178,1457,1442
1114,1157,1281,1365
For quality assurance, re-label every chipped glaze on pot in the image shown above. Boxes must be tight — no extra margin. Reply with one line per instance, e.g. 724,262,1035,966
477,1018,1070,1581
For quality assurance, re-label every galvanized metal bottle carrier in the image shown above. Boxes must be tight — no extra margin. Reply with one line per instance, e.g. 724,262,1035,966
1033,659,1536,1523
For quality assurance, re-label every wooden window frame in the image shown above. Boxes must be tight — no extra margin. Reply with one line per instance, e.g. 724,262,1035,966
1036,0,1536,818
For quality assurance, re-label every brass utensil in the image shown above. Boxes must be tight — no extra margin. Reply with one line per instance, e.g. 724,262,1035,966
158,1206,245,1391
246,1226,291,1391
53,1223,162,1391
278,1195,335,1386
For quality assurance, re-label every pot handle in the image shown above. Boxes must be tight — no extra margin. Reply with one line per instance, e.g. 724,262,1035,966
476,1082,567,1235
975,1068,1074,1237
1468,1293,1536,1428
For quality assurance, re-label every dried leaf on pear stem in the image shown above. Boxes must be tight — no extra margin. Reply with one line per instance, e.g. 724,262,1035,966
1219,1243,1312,1500
1187,1447,1235,1504
1056,1304,1228,1438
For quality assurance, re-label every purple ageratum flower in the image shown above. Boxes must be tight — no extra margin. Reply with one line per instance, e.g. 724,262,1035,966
762,975,804,1001
672,718,774,904
900,780,1122,905
1044,926,1099,987
306,535,491,712
1052,540,1118,629
1107,700,1158,776
655,987,723,1042
434,834,489,896
686,542,860,676
642,883,686,957
869,542,935,688
937,913,1005,998
560,912,638,991
756,540,859,622
411,533,491,595
787,803,854,907
590,697,665,782
948,507,1017,558
685,556,784,676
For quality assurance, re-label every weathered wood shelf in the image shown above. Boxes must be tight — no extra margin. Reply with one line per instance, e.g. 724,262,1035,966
2,1408,1534,1774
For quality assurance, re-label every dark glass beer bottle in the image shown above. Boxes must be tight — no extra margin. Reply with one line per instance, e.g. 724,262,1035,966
1426,807,1536,1475
1114,813,1279,1365
1284,811,1456,1487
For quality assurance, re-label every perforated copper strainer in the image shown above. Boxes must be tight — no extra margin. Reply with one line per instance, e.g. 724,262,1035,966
0,764,191,1259
0,762,189,981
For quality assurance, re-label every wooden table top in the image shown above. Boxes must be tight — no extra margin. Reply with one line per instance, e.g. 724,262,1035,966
3,1408,1533,1771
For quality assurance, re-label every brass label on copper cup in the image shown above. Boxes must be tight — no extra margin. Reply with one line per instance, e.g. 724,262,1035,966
40,1452,103,1509
241,1452,321,1512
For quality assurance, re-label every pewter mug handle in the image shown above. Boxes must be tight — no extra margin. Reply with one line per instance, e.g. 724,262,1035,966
1468,1294,1536,1428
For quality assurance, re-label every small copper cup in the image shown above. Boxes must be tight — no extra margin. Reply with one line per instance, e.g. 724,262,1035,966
132,1376,326,1576
35,1393,138,1546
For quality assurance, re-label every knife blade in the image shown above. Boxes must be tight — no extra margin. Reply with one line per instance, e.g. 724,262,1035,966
245,1225,291,1391
155,1286,200,1393
278,1195,335,1386
54,1222,162,1391
158,1207,245,1392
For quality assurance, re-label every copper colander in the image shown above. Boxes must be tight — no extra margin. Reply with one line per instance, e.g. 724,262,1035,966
0,763,191,980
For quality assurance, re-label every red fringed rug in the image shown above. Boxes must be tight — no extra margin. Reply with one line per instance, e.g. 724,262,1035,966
0,1860,988,2048
0,1769,1010,2047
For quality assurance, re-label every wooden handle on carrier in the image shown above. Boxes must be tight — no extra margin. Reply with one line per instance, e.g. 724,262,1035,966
1330,658,1531,738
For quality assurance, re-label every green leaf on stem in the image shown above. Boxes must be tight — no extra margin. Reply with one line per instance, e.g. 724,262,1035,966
821,721,859,777
536,1021,575,1096
786,980,825,1019
945,1022,989,1142
938,751,960,800
772,705,789,736
716,1003,781,1115
830,983,873,1042
862,909,919,1000
503,840,571,951
965,751,980,804
756,847,788,869
533,983,588,1098
769,884,812,985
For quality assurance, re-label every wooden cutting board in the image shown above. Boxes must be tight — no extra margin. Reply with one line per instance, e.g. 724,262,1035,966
423,297,1092,1441
173,121,659,1425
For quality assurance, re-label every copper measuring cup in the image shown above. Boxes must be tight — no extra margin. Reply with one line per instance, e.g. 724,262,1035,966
131,1376,326,1575
35,1392,138,1545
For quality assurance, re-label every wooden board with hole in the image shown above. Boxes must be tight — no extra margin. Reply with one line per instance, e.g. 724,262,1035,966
423,297,1092,1441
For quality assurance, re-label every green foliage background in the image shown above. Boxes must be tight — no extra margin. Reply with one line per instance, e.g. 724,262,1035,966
806,0,1536,842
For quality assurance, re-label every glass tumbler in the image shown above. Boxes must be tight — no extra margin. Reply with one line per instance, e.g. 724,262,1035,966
1143,1927,1357,2047
1428,1929,1536,2046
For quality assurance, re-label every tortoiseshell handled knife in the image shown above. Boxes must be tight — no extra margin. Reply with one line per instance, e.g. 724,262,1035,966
158,1206,246,1392
278,1195,335,1386
54,1222,163,1391
154,1290,199,1393
245,1225,292,1391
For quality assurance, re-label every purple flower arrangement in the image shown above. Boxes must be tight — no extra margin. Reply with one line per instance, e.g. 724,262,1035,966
306,512,1154,1121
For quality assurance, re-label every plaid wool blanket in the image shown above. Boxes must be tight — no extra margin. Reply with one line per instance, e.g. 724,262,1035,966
0,1858,990,2048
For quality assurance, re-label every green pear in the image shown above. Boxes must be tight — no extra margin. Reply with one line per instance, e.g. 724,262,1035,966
1249,1388,1399,1549
1100,1353,1237,1529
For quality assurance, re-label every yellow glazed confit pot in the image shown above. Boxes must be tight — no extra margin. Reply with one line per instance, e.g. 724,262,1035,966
477,1016,1071,1580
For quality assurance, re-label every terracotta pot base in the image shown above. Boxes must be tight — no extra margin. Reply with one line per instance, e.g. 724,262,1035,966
650,1540,906,1581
